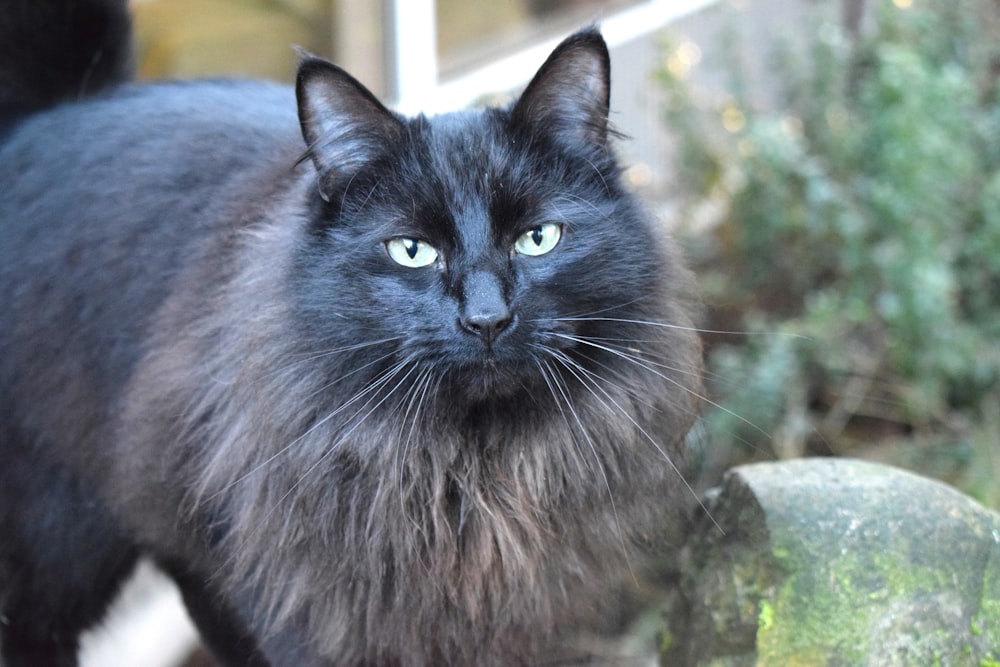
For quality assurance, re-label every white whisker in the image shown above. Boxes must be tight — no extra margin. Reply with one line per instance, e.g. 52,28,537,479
553,332,769,441
532,353,636,580
544,348,723,534
394,367,436,513
550,192,605,219
209,355,410,500
553,315,811,340
304,347,403,400
293,336,403,364
552,332,703,382
254,359,422,535
581,156,611,196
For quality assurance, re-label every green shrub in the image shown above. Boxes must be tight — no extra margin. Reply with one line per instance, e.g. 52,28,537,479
662,0,1000,504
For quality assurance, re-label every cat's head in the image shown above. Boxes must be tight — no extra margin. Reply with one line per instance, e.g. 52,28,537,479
288,29,699,416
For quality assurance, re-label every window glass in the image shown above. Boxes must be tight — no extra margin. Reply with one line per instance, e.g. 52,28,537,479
437,0,644,77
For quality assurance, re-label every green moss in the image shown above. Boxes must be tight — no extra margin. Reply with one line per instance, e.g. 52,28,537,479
752,502,999,664
659,629,675,654
976,551,1000,651
674,460,1000,665
758,599,775,633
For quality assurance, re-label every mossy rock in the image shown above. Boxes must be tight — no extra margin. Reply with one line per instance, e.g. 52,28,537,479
663,458,1000,666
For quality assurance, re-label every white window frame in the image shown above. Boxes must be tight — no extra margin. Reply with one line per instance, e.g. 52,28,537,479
387,0,719,114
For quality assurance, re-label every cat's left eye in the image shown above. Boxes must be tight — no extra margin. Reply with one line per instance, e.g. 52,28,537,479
386,237,439,268
514,223,562,257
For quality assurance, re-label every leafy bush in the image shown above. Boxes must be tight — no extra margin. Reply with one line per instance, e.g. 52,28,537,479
661,0,1000,505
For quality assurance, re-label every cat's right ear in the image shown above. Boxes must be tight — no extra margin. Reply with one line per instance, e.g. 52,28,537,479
511,28,611,149
296,55,403,201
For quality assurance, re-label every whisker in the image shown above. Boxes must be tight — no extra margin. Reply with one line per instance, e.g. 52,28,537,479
550,192,604,219
339,174,383,220
292,336,403,364
580,156,611,196
552,332,770,441
534,298,647,321
304,347,403,400
385,366,442,567
394,367,435,507
255,359,421,535
557,335,671,345
545,349,723,534
208,356,411,500
532,353,636,581
552,333,704,383
553,316,812,340
556,347,669,416
338,171,360,219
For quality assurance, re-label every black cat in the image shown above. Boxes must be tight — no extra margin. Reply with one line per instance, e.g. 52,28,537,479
0,1,703,665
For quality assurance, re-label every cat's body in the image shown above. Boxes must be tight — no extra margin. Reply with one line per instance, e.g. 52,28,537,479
0,1,702,665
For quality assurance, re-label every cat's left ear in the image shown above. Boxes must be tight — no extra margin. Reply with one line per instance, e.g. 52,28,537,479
296,55,403,201
511,28,611,148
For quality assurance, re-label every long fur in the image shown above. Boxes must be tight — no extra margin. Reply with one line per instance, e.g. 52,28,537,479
0,3,702,665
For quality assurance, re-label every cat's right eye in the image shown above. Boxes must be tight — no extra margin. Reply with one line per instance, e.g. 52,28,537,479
385,237,439,268
514,223,562,257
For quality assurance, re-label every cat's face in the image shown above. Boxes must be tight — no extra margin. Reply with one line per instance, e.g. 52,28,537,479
291,31,679,410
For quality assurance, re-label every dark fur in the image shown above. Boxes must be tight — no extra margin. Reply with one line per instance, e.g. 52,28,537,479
0,2,703,665
0,0,133,112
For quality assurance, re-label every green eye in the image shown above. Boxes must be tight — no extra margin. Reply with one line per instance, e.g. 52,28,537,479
514,223,562,256
386,237,439,268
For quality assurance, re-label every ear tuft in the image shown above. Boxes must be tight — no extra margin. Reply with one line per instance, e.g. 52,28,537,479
511,28,611,148
296,56,403,201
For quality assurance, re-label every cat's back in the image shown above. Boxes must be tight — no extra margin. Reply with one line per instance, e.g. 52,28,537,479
0,77,302,294
0,78,304,438
0,77,301,215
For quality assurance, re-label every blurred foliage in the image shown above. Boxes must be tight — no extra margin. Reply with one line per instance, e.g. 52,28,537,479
661,0,1000,508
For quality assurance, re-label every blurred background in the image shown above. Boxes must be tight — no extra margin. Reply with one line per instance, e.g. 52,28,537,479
81,0,1000,664
126,0,720,198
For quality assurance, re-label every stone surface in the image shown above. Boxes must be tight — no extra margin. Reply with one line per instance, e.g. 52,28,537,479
662,458,1000,666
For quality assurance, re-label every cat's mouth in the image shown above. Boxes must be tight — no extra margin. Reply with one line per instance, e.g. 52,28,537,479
447,356,534,402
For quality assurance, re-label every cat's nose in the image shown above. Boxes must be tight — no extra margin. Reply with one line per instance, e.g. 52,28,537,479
460,271,513,346
461,309,513,345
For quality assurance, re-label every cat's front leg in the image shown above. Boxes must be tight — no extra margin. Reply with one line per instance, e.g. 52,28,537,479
0,447,140,667
158,560,270,667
